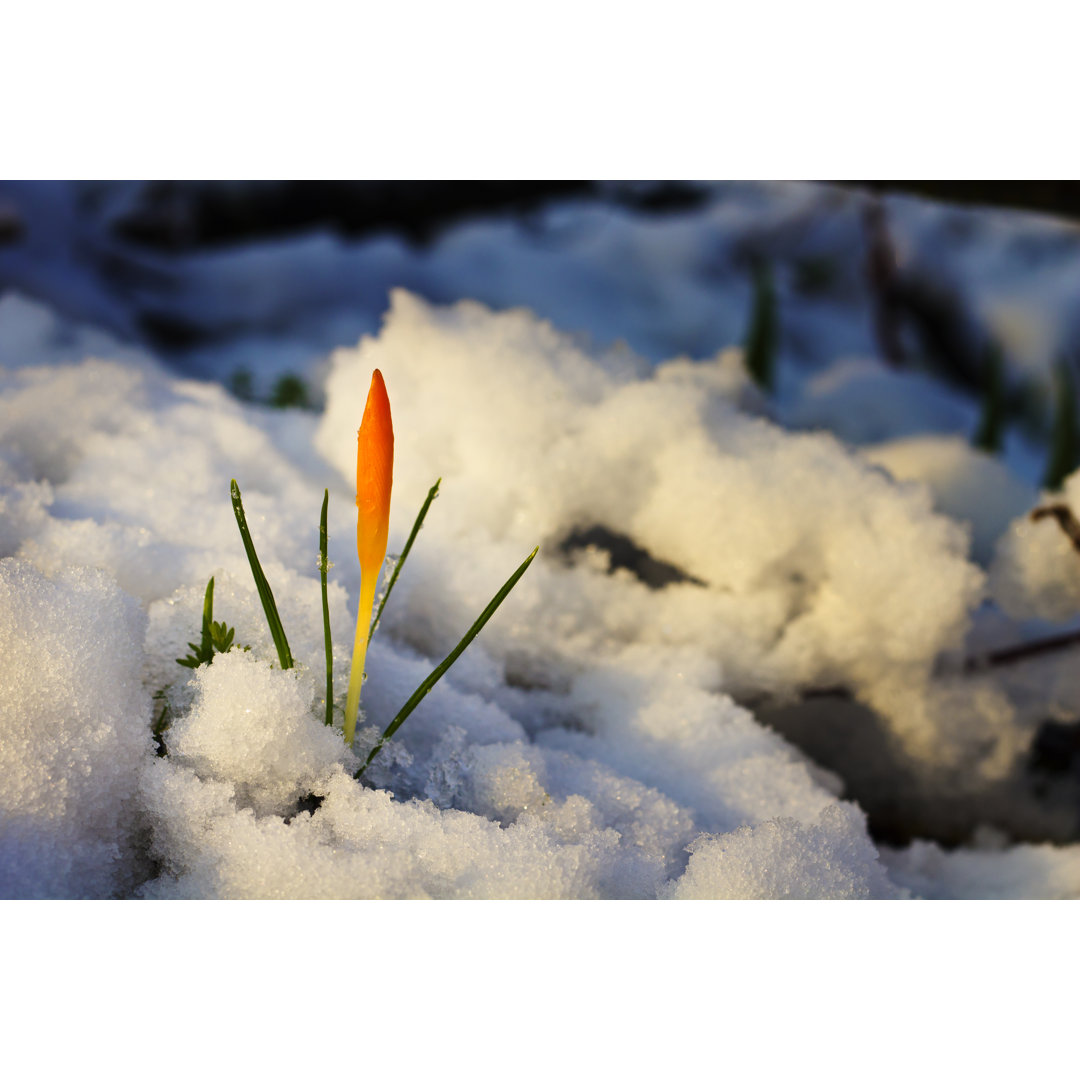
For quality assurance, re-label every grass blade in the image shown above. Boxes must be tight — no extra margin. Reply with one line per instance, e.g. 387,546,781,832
355,544,538,779
176,576,217,668
319,489,333,726
744,258,777,392
1044,358,1080,492
369,478,440,643
973,342,1005,454
230,478,294,670
200,575,215,661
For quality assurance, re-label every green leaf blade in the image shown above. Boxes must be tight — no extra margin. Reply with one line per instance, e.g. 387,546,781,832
230,479,294,670
356,544,538,779
744,259,777,393
320,488,333,727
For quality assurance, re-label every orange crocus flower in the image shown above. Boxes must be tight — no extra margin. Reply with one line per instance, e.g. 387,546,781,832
343,368,394,746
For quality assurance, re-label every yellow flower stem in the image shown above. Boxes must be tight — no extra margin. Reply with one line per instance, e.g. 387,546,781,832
343,568,379,746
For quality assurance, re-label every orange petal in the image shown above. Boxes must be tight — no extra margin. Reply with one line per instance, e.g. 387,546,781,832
356,368,394,573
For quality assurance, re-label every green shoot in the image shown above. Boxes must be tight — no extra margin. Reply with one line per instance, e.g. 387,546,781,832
152,689,171,756
355,545,539,780
209,620,236,653
319,489,333,726
973,342,1005,454
177,576,237,668
1043,359,1080,492
270,373,311,410
171,576,238,756
744,259,777,392
228,369,255,402
176,575,216,668
230,479,294,670
370,478,441,643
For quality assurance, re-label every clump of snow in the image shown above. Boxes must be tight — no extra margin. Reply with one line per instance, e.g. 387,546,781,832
166,649,348,817
782,357,977,445
882,834,1080,900
861,436,1036,565
544,644,842,835
663,803,906,900
140,763,629,900
990,469,1080,620
0,559,152,898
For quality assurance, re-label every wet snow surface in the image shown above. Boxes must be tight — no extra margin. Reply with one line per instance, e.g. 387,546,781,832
4,180,1080,899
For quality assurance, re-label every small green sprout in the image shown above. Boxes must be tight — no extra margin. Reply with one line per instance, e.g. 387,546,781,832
228,369,255,402
231,480,293,670
1044,358,1079,492
177,576,238,668
270,373,311,410
973,342,1006,454
744,258,777,392
319,489,333,726
152,690,171,757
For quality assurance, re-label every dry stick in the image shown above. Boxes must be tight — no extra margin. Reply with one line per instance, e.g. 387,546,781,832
964,628,1080,672
1031,503,1080,553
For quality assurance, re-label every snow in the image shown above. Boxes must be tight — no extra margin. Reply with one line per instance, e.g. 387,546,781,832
5,181,1080,899
663,803,906,900
990,469,1080,621
862,435,1037,566
0,559,151,898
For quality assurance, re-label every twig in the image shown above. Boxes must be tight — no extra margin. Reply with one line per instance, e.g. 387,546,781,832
1031,503,1080,554
964,628,1080,672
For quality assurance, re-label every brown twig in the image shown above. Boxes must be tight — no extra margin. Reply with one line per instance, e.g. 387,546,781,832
964,628,1080,672
953,505,1080,669
1031,503,1080,554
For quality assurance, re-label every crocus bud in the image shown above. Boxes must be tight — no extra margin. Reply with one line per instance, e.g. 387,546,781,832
344,369,394,746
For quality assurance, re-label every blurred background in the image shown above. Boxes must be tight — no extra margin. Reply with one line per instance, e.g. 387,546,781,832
1,180,1078,484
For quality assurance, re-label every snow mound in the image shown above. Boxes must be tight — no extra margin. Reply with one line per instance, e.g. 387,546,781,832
664,803,906,900
167,650,348,817
0,559,152,898
317,291,985,768
882,835,1080,900
784,357,977,445
990,468,1080,620
862,435,1036,566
